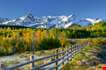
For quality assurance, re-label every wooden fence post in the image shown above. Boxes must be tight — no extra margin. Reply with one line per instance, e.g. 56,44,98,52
71,45,74,58
74,45,76,54
62,47,65,70
75,45,78,54
67,47,69,61
0,61,5,70
55,49,59,70
30,55,35,70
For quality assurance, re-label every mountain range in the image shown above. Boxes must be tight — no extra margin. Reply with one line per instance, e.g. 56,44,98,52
0,13,103,28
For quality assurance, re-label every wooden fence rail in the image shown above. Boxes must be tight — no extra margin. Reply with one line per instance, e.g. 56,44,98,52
4,43,88,70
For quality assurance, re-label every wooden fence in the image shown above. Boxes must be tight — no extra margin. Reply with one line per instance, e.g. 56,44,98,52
4,44,88,70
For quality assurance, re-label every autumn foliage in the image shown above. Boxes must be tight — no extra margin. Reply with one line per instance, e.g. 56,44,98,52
0,28,68,56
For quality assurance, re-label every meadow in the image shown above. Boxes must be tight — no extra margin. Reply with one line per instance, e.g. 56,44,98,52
0,21,106,70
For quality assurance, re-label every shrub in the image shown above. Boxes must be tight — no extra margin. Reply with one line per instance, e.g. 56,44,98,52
39,38,61,50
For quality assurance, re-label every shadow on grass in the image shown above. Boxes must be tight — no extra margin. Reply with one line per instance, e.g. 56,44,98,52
97,45,106,64
63,63,93,70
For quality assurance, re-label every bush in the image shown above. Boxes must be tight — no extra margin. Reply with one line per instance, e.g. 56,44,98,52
39,38,61,50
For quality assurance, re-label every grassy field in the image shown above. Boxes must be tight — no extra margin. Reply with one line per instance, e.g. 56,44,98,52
63,38,106,70
0,21,106,69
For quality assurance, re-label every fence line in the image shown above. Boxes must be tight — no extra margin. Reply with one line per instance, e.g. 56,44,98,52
4,43,88,70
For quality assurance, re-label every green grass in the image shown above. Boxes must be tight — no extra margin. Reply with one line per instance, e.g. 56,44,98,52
63,44,102,70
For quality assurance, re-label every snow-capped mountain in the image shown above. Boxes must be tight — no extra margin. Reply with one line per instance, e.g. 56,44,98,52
0,13,103,28
0,18,10,24
85,18,102,25
76,17,103,26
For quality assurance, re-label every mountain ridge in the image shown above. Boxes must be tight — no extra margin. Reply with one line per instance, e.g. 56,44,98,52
0,13,103,28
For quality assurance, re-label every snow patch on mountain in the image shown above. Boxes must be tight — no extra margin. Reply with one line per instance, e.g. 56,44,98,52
0,13,103,28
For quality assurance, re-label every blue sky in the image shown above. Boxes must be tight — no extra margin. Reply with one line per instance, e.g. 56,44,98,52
0,0,106,19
